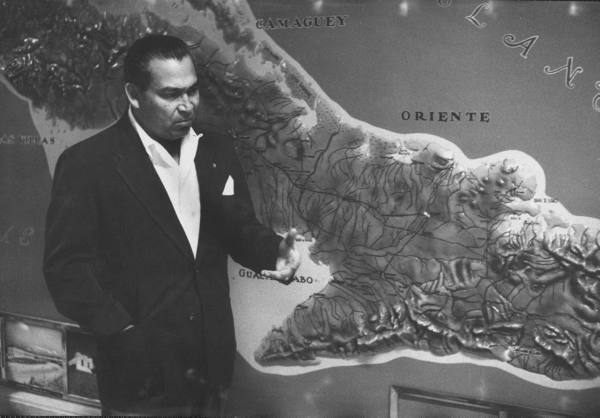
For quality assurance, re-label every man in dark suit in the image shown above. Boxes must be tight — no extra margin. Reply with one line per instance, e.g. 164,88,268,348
43,34,299,415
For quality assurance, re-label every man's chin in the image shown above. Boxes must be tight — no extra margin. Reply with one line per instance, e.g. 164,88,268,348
170,125,191,138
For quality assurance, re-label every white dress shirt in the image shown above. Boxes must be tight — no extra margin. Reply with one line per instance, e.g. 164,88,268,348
128,107,202,257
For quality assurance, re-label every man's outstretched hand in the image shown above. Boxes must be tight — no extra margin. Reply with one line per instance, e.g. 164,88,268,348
261,228,301,285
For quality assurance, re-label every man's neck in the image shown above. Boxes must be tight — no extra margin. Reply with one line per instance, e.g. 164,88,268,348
154,137,183,162
129,107,184,163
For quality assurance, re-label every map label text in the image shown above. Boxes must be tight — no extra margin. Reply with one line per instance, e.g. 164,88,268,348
256,15,348,30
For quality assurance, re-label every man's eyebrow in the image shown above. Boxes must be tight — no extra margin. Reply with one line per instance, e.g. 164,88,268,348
158,83,199,94
158,86,185,94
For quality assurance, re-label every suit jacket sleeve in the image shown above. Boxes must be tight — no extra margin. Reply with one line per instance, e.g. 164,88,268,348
43,149,132,337
222,146,282,273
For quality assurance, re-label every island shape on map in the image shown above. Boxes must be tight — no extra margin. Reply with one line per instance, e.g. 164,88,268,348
0,0,599,382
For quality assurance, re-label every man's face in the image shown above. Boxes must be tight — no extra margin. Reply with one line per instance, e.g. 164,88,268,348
127,55,200,141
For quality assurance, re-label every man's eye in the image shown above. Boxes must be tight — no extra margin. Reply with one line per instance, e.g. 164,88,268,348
163,92,180,100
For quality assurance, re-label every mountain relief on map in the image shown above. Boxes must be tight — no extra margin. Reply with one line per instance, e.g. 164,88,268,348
0,0,598,382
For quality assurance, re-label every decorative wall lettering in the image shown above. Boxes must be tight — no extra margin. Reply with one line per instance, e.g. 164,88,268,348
19,226,35,246
502,34,539,59
593,81,600,113
543,57,584,89
0,225,15,245
456,3,593,111
465,2,490,29
1,225,35,246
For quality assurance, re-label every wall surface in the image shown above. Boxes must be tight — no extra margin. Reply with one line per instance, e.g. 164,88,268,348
0,1,599,415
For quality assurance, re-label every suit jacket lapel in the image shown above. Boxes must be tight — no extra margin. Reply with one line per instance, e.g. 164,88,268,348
112,115,195,261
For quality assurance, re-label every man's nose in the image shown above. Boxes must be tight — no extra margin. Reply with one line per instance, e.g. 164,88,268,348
177,94,197,115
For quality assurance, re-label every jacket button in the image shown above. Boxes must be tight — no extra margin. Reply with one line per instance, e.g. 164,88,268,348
185,368,197,380
185,368,207,384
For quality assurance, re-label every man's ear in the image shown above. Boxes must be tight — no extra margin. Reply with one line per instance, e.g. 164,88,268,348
124,82,141,109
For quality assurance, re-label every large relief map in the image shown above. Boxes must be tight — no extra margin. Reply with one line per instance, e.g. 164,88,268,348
1,0,599,392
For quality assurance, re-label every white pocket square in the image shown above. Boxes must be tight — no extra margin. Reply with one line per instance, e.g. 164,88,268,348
222,175,235,196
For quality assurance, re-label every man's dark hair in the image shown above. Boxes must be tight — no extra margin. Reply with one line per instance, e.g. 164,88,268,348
124,34,194,91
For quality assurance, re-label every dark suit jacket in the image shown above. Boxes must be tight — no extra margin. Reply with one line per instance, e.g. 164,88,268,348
43,114,281,409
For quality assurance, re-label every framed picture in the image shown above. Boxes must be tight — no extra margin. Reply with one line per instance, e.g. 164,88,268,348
65,329,99,401
4,316,66,394
390,385,572,418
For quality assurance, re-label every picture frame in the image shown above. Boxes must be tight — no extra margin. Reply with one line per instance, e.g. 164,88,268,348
2,313,67,395
389,385,575,418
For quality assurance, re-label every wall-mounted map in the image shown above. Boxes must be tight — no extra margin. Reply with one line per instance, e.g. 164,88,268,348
1,0,599,397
